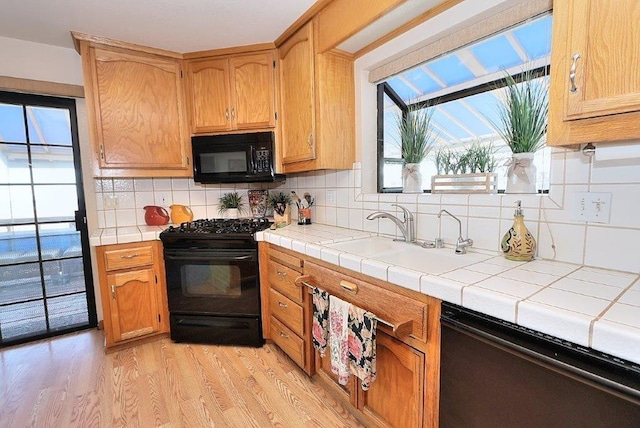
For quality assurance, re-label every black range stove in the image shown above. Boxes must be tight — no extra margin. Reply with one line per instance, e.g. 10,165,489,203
160,217,271,241
160,218,272,347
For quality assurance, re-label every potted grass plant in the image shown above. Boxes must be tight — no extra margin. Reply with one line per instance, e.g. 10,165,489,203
218,191,244,219
432,142,498,193
395,103,438,193
493,69,549,193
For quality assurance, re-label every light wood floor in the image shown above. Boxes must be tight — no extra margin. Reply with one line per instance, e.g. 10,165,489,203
0,329,365,427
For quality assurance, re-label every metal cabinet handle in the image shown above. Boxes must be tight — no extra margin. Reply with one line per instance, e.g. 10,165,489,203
111,284,116,299
120,253,139,259
276,270,287,279
279,331,289,338
307,132,313,148
278,301,288,308
225,108,229,121
231,107,236,121
569,53,581,93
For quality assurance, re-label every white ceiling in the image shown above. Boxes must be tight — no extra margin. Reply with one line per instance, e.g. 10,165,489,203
0,0,317,53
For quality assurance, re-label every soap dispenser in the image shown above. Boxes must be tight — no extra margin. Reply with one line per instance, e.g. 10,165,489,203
501,200,536,261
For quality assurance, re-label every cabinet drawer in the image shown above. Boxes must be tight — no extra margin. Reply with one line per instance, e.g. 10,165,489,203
269,288,304,337
269,248,303,270
270,316,304,368
305,261,428,341
103,245,154,271
268,259,303,303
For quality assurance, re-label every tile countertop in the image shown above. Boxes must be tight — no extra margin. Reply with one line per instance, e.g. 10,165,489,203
89,225,167,246
256,224,640,366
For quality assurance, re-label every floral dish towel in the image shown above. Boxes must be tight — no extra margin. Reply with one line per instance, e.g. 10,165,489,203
312,286,329,357
348,305,377,390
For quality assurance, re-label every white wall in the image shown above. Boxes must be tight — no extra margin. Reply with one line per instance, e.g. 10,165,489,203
0,36,83,85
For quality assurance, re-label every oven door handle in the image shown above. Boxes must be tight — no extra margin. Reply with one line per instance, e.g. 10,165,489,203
165,253,255,262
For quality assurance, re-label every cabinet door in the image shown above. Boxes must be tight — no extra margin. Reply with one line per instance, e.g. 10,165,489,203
562,0,640,120
107,267,160,343
90,47,189,170
548,0,640,146
186,58,232,133
279,22,316,165
314,347,357,406
230,52,276,129
358,332,425,428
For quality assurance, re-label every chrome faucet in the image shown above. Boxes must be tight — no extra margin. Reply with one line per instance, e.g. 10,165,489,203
366,204,416,243
437,209,473,254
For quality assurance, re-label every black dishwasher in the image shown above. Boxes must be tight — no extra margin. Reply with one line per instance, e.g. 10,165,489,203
440,302,640,428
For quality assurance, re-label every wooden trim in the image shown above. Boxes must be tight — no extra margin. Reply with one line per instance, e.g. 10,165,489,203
368,0,552,82
184,42,276,59
274,0,334,47
71,31,183,59
315,0,406,54
353,0,463,59
0,75,84,98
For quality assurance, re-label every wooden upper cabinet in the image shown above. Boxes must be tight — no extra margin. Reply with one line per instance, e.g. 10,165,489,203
230,53,277,130
79,42,191,177
279,22,316,165
278,20,355,173
184,51,276,134
186,58,231,133
548,0,640,146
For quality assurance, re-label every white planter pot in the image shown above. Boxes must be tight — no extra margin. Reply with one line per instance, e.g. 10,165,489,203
224,208,240,219
506,153,537,194
402,163,423,193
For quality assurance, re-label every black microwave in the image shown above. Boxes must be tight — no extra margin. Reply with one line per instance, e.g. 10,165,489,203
192,132,285,184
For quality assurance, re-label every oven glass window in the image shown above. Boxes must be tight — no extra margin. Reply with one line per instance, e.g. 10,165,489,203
181,265,242,297
200,151,247,174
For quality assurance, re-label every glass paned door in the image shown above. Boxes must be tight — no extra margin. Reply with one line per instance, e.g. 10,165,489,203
0,91,97,346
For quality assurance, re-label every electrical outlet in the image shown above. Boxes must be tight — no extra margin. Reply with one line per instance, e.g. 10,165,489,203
103,194,118,209
327,189,337,204
572,192,612,223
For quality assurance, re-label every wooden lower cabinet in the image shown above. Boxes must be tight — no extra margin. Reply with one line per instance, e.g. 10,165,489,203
358,332,425,428
96,241,169,348
259,243,314,375
314,331,425,427
261,245,440,427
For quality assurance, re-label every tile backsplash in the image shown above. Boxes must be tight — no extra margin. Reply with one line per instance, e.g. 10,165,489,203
94,146,640,273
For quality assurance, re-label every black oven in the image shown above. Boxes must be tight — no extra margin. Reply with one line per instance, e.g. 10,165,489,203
160,218,271,347
192,131,285,184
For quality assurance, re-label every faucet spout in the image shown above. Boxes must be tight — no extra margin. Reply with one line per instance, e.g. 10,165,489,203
437,209,473,254
366,204,416,243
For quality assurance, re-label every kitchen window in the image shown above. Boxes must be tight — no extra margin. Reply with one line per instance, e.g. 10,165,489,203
377,13,552,193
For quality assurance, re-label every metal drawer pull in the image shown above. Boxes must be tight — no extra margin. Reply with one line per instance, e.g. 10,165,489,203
278,301,288,308
279,331,289,339
111,284,116,299
276,270,287,279
120,253,140,259
340,280,358,294
569,53,580,93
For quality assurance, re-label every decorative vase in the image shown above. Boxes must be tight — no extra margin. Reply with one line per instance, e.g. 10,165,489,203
501,201,536,261
505,152,537,194
224,208,239,219
402,163,423,193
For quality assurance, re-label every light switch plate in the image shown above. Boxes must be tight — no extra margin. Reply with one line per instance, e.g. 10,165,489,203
572,192,612,223
327,189,337,204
